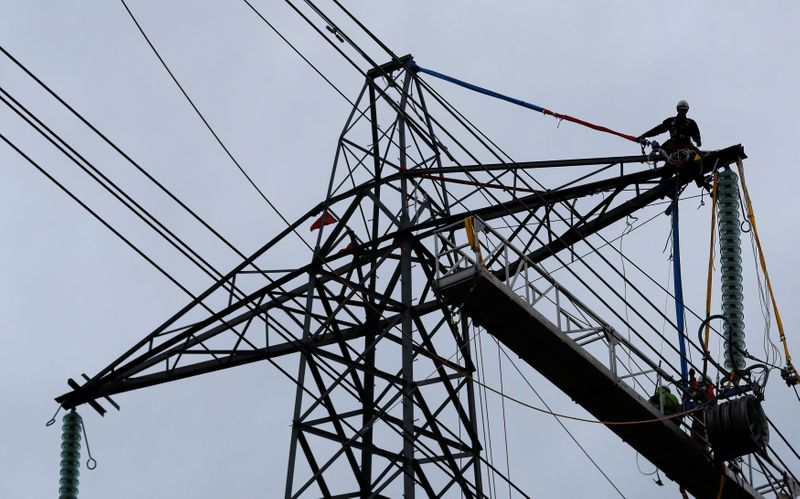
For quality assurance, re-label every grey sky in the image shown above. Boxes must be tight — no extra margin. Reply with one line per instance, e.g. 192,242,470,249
1,2,799,498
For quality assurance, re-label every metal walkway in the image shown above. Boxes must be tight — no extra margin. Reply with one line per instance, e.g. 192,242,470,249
434,217,765,499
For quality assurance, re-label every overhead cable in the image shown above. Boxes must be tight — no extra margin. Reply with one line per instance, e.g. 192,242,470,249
119,0,312,251
0,131,194,298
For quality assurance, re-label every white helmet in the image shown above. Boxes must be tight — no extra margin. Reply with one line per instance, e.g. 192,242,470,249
677,100,690,111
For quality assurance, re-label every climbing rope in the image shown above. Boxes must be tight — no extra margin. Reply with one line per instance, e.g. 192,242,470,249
716,467,727,499
736,160,800,384
671,196,689,388
405,60,638,143
703,172,719,375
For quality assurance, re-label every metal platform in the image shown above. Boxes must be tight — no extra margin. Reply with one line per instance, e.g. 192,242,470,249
437,266,761,498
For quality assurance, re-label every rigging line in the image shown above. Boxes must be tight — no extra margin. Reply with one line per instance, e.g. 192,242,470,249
635,452,657,477
240,0,354,107
426,152,691,384
472,371,703,426
620,216,635,380
424,69,724,376
493,338,626,498
577,227,718,381
749,226,778,365
496,341,512,499
414,52,695,328
0,132,194,299
418,69,688,364
119,0,313,253
426,137,693,387
554,209,703,375
739,213,780,363
593,215,726,335
409,61,638,143
396,76,780,474
532,208,663,278
421,67,714,364
476,328,498,499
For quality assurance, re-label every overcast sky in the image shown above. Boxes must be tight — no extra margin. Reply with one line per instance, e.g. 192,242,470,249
2,2,799,498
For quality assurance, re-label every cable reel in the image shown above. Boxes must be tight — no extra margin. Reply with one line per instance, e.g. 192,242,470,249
704,395,769,462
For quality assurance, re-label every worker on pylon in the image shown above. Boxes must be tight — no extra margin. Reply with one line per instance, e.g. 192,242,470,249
641,100,711,197
637,100,702,154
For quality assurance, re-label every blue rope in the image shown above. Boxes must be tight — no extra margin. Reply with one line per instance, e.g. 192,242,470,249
405,60,546,113
671,199,689,389
404,60,639,142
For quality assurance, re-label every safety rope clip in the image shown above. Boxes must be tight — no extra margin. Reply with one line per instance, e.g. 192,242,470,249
781,367,799,387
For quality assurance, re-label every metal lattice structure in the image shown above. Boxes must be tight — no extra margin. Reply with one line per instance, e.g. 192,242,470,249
56,55,798,498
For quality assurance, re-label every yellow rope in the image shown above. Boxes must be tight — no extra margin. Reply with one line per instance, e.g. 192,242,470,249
464,216,484,266
736,160,800,381
465,216,476,250
704,172,719,352
716,467,727,499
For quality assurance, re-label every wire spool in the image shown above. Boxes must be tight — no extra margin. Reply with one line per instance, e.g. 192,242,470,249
59,411,82,499
717,168,746,371
704,395,769,462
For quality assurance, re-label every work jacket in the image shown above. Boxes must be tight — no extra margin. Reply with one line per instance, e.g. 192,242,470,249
642,115,702,147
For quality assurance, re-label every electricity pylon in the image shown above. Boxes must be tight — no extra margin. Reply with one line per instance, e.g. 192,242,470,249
57,56,751,497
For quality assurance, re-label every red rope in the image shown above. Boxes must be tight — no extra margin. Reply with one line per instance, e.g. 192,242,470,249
543,109,638,142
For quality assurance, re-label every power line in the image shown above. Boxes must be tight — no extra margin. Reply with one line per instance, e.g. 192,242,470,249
0,47,385,420
119,0,312,251
0,43,357,383
0,86,223,286
0,45,260,269
0,131,194,299
240,0,355,106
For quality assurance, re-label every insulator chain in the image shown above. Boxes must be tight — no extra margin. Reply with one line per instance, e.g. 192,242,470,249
59,411,82,499
717,168,746,370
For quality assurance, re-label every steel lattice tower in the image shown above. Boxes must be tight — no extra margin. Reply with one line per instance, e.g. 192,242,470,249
56,51,788,497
